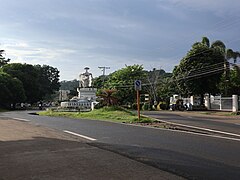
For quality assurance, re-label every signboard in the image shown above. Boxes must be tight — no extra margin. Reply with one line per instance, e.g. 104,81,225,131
134,80,142,91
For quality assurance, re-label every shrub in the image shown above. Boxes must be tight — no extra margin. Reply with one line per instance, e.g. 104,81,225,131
142,103,151,111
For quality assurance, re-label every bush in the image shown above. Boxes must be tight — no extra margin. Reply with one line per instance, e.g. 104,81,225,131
132,103,144,110
231,112,240,115
142,103,151,111
94,103,104,109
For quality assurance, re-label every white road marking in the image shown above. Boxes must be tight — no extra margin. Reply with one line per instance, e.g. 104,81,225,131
149,117,240,138
64,130,96,141
125,122,240,142
12,118,30,122
169,129,240,142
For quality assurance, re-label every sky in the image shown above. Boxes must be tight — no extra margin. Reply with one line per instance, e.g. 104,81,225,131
0,0,240,80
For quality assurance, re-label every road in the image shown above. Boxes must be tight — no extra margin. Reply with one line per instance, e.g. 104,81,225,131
1,110,240,179
142,111,240,135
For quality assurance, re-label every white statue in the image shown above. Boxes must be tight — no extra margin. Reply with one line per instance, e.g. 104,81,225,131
79,67,93,88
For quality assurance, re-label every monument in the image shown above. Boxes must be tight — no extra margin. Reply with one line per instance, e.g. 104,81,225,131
61,67,98,111
77,67,97,101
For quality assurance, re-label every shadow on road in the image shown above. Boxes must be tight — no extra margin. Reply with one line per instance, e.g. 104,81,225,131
92,142,240,180
0,137,179,180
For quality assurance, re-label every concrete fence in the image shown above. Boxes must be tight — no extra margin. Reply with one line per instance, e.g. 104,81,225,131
205,94,239,112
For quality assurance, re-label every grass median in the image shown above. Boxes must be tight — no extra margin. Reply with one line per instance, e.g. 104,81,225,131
38,106,155,123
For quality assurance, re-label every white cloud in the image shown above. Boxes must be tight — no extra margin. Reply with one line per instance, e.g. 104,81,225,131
1,39,76,66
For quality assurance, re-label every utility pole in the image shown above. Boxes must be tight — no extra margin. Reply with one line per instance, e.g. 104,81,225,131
98,66,110,88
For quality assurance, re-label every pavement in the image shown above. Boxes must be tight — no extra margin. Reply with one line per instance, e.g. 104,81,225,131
0,118,184,180
142,110,240,135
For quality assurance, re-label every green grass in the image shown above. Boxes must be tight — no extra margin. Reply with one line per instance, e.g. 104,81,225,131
39,106,155,123
200,111,240,116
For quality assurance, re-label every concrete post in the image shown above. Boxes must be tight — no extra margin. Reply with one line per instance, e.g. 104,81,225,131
204,94,210,110
190,96,194,105
232,95,238,112
219,95,222,110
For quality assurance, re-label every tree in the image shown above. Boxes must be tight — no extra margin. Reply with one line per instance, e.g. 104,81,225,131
0,50,10,67
210,39,240,95
172,37,225,104
219,65,240,95
93,75,109,89
35,65,60,100
60,79,79,90
2,63,39,103
97,89,118,106
105,64,146,105
2,63,60,103
146,68,173,103
0,72,25,108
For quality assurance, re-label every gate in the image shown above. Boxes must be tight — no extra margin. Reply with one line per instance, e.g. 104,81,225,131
210,95,232,111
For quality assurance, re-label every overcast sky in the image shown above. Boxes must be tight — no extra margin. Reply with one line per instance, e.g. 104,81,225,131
0,0,240,80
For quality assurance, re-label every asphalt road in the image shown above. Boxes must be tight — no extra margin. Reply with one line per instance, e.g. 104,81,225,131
142,111,240,135
1,110,240,180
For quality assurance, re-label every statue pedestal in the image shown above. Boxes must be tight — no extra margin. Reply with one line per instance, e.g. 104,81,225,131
77,88,97,101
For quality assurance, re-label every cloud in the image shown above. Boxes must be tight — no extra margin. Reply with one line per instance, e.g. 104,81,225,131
165,0,240,16
1,39,76,65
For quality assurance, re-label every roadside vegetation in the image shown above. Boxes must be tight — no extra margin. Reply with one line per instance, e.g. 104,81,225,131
39,106,155,123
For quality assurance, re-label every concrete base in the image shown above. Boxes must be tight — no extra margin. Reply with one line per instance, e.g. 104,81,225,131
77,88,97,101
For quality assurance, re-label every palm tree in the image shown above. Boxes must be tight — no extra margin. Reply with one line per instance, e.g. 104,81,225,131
211,40,240,63
97,89,118,106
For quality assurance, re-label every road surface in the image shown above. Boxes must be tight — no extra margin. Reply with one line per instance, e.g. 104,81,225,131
1,110,240,179
142,111,240,135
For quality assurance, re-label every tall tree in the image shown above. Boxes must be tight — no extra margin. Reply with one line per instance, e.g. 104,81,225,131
0,50,10,67
35,64,60,99
172,37,225,103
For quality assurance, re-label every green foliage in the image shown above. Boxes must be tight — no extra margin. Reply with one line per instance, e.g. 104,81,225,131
60,79,79,90
0,72,26,107
97,89,118,106
225,65,240,95
1,63,60,103
2,63,40,103
35,64,60,99
173,37,225,98
105,64,146,105
142,103,151,111
145,68,173,103
0,50,10,67
93,75,109,88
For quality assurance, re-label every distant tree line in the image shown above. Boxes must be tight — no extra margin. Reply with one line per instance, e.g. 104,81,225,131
0,50,60,108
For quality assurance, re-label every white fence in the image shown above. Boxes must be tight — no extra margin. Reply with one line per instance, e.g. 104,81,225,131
208,95,238,111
